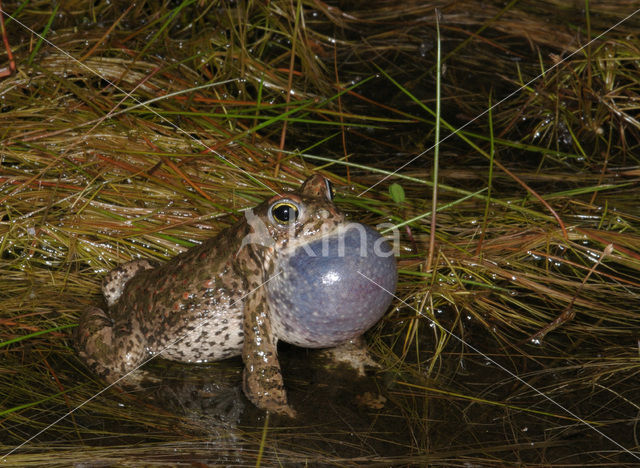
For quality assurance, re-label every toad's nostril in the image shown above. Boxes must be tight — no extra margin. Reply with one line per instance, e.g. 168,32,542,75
318,209,330,219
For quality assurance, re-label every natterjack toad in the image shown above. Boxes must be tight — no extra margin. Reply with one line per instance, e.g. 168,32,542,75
75,175,397,416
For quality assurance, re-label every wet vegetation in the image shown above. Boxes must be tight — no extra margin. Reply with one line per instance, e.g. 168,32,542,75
1,0,639,466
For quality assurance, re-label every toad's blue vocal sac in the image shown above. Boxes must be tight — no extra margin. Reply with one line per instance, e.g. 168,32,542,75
75,175,397,416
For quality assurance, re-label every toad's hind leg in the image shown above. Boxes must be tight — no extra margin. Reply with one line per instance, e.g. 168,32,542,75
102,259,157,307
74,306,151,387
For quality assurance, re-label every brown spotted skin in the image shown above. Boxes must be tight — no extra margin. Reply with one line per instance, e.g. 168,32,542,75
241,277,294,417
75,175,348,416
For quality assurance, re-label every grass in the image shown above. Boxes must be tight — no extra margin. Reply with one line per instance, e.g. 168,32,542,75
1,0,640,466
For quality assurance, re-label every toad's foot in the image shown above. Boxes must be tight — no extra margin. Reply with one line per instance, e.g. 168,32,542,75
323,336,380,377
242,366,296,418
241,285,296,418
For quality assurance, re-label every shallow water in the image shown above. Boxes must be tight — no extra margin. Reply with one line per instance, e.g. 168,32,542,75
1,1,640,466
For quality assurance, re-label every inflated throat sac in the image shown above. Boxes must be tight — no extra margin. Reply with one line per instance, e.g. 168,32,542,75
267,223,397,348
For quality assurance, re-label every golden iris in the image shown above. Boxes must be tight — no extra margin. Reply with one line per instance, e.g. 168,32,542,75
271,202,299,224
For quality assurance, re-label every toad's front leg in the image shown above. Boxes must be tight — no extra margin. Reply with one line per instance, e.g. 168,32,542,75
241,285,295,417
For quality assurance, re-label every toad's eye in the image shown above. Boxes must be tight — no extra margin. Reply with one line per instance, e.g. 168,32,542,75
270,201,300,225
325,179,335,200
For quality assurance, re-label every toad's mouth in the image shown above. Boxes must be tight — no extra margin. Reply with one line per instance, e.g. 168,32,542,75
266,223,397,348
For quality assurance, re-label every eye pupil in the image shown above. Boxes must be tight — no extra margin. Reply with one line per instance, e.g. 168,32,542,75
272,202,299,224
276,205,292,221
326,180,335,200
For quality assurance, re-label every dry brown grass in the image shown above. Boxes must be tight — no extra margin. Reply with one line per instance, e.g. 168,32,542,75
1,1,639,466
